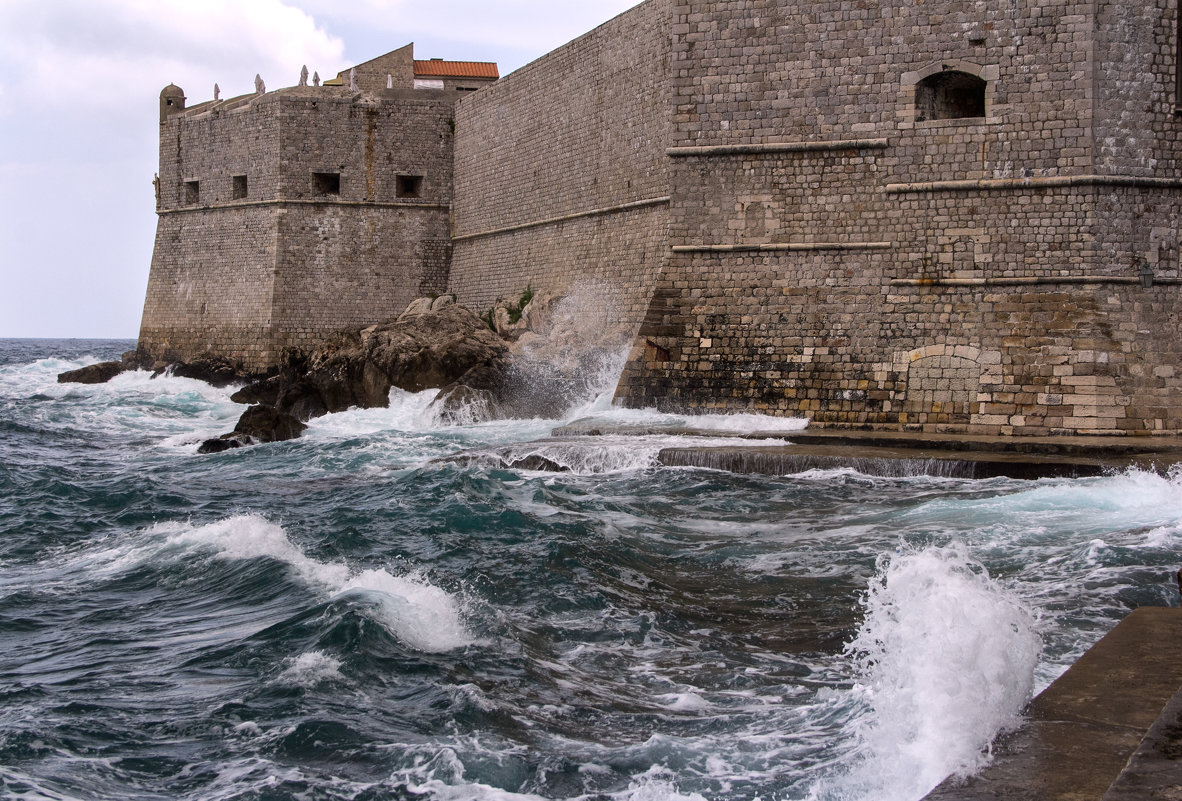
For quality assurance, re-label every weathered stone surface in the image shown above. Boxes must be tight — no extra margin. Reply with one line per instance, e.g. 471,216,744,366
196,437,246,455
398,297,437,321
57,361,126,385
233,404,307,443
159,354,251,387
225,301,510,435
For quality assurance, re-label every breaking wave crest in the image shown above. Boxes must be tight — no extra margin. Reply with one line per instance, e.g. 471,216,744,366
80,515,473,653
818,546,1040,801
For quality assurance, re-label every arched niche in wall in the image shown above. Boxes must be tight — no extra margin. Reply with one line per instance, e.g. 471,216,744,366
915,70,986,121
898,60,1000,126
894,344,1002,424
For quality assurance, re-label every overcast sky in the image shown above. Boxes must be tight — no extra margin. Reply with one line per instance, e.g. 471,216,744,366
0,0,642,339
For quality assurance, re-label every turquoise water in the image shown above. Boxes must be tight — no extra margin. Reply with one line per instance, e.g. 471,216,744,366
1,338,1178,801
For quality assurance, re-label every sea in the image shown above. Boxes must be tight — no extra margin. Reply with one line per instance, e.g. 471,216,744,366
1,337,1179,801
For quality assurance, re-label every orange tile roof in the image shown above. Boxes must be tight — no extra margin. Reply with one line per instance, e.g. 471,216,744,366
414,60,499,80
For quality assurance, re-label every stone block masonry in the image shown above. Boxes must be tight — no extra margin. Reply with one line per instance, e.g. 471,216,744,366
140,1,1182,435
141,77,460,370
449,0,674,333
610,0,1182,435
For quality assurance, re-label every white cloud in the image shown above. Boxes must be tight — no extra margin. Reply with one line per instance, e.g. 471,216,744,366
0,0,345,116
286,0,643,68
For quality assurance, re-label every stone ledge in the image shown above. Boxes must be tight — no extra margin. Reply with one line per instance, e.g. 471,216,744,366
886,174,1182,194
673,242,893,253
450,196,671,242
666,138,889,157
892,276,1182,287
158,198,451,215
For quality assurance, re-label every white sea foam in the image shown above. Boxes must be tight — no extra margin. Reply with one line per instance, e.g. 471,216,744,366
162,516,351,588
819,546,1040,801
1,354,242,447
391,754,711,801
654,692,711,713
909,468,1182,538
339,569,473,653
305,388,442,438
277,650,344,687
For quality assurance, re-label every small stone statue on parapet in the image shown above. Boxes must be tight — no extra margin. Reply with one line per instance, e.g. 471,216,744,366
255,74,265,95
312,71,320,87
300,65,309,87
349,67,357,91
214,83,220,101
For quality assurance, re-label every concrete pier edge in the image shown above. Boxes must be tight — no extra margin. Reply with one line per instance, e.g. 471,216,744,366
921,606,1182,800
550,420,1182,479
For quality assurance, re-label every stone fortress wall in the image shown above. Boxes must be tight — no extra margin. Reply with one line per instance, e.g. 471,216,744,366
449,0,674,331
140,1,1182,435
609,0,1182,435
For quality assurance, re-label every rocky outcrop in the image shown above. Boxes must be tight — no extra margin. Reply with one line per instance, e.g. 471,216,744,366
232,301,509,421
61,287,629,453
56,349,265,387
195,300,511,452
197,405,307,454
163,355,246,387
56,361,127,385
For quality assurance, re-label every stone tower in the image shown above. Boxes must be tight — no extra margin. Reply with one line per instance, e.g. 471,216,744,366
138,47,496,371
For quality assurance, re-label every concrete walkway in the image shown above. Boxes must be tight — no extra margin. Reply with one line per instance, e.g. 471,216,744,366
922,607,1182,801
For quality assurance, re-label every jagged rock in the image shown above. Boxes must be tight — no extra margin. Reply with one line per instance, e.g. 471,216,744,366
121,350,161,371
229,302,510,431
491,296,531,341
57,361,126,385
157,354,248,387
230,374,282,406
275,379,329,422
398,296,436,321
233,404,307,443
197,404,306,453
197,436,246,454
